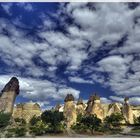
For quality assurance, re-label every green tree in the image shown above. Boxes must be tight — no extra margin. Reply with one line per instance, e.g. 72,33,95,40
134,116,140,125
104,113,124,128
14,118,26,126
0,111,11,128
29,115,41,126
14,127,27,137
41,110,64,133
80,114,102,134
72,114,102,134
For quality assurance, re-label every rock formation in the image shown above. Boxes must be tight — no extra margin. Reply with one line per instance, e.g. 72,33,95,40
122,97,134,124
55,103,61,111
12,102,41,123
86,93,104,120
76,98,86,115
107,103,122,116
0,77,19,113
63,94,77,127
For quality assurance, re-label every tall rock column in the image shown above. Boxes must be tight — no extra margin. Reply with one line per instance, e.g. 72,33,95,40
63,94,77,128
86,93,104,120
122,97,134,124
0,77,19,114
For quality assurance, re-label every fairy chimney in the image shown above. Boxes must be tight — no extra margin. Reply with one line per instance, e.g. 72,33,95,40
86,93,104,120
63,94,77,127
76,98,86,115
0,77,19,114
122,97,134,124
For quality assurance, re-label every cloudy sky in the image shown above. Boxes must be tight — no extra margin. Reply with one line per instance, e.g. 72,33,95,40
0,2,140,109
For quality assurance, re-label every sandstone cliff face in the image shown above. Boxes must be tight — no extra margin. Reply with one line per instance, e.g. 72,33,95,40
63,94,77,127
107,103,122,116
0,77,19,114
122,102,134,124
12,102,41,123
76,99,86,115
86,94,104,120
91,100,104,120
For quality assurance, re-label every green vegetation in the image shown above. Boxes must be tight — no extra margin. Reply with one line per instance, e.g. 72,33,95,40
14,118,26,126
29,115,41,126
41,110,64,133
134,116,140,125
0,111,11,129
131,116,140,133
104,113,124,128
6,127,27,137
29,116,46,136
72,114,102,134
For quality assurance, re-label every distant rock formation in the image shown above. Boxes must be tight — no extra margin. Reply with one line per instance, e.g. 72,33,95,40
55,103,61,111
12,102,41,123
63,94,77,127
76,98,86,115
0,77,19,113
107,103,122,116
122,97,134,124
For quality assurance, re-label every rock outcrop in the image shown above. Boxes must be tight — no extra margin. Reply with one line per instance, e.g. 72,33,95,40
0,77,19,113
107,103,122,116
122,97,134,124
12,102,41,123
76,98,86,115
86,94,104,120
63,94,77,127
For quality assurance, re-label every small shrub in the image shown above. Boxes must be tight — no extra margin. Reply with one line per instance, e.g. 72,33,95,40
41,110,64,133
0,111,11,128
14,127,27,137
29,115,40,126
29,120,47,136
104,113,124,128
72,114,102,134
14,118,26,126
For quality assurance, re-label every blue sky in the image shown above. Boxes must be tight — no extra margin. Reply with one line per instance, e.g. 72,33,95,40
0,2,140,109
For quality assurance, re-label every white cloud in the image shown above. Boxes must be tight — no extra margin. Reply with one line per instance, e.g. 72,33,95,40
109,96,124,103
101,97,112,104
109,96,140,105
69,76,93,84
1,3,13,15
0,75,80,103
0,3,140,104
23,3,33,11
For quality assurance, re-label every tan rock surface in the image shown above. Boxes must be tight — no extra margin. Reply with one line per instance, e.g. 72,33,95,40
63,94,77,127
12,102,41,123
0,77,19,114
107,103,122,116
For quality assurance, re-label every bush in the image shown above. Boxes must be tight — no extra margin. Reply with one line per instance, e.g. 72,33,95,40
0,111,11,128
14,127,27,137
72,114,102,134
104,113,124,128
134,116,140,125
6,127,27,137
14,118,26,126
29,121,47,136
41,110,64,133
29,115,41,126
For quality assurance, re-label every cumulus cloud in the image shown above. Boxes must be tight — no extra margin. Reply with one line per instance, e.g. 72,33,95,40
100,97,112,104
110,96,140,105
1,3,13,15
0,3,140,106
69,76,93,84
0,75,80,103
